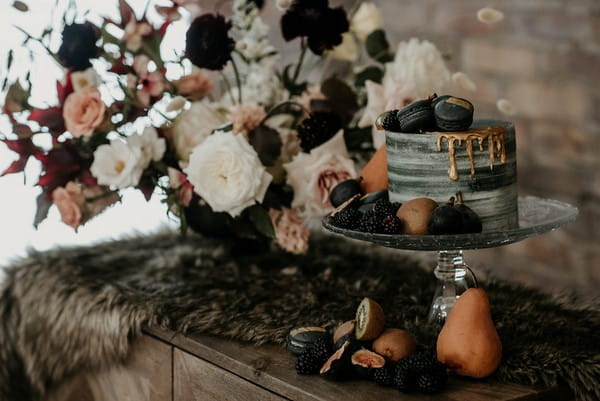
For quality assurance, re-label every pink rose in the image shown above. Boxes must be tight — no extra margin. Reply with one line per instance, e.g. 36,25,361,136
230,103,266,137
52,182,85,229
284,130,357,218
52,182,118,229
174,71,213,100
269,208,309,254
63,87,106,137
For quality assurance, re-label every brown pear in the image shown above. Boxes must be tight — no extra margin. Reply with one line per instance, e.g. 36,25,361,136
359,145,388,193
436,288,502,378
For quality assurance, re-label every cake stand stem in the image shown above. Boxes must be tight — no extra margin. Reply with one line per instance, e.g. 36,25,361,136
427,250,476,324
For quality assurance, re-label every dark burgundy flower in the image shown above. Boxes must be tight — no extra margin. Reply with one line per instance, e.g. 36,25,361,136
185,14,235,70
57,22,100,71
281,0,349,55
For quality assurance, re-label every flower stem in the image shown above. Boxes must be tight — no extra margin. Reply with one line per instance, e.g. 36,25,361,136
260,101,310,125
219,71,236,105
292,39,307,83
230,57,243,104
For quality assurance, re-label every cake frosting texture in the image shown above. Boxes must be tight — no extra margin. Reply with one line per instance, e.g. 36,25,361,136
385,120,518,232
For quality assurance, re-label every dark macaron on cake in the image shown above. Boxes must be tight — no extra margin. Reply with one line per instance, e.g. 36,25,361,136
396,98,435,132
433,96,474,132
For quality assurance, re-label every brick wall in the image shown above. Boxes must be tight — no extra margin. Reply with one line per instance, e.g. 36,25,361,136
258,0,598,298
368,0,600,299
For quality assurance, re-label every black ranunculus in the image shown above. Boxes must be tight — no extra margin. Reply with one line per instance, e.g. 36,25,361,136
250,0,265,9
281,0,349,55
185,14,235,71
57,22,100,71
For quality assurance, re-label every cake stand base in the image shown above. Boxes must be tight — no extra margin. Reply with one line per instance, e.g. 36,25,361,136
427,250,477,324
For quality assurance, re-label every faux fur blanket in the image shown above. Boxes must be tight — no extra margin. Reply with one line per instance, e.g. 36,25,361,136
0,231,598,401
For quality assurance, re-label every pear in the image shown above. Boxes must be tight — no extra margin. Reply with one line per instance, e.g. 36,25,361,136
359,145,388,194
436,288,502,378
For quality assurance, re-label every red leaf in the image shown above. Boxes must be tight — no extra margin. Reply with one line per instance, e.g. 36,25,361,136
28,107,65,134
137,176,155,201
57,72,74,105
79,170,98,187
1,157,28,176
3,137,37,155
159,20,171,36
119,0,135,26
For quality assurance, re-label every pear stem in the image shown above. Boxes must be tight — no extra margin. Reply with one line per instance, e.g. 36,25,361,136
455,191,464,205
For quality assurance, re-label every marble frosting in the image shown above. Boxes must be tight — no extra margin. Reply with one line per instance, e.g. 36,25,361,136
385,120,518,232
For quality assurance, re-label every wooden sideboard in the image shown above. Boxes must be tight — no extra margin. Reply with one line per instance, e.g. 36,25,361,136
47,327,573,401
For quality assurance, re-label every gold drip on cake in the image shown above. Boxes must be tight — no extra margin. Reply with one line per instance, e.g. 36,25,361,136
434,126,506,181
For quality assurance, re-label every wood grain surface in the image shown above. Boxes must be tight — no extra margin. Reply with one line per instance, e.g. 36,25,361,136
175,348,286,401
45,335,172,401
146,327,573,401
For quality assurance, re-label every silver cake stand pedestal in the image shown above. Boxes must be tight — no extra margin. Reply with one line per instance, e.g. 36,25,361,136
322,196,578,324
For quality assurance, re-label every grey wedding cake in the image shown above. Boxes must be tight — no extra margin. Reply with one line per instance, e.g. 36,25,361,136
385,120,518,232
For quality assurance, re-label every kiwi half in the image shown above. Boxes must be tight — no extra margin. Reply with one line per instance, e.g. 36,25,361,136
355,298,385,341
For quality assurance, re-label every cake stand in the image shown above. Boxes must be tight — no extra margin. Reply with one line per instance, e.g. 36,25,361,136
322,196,578,324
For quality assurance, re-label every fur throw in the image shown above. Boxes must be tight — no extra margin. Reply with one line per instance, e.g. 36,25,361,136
0,231,598,400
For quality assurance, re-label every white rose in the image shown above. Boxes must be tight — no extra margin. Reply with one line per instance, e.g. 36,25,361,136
128,126,166,167
184,131,273,217
284,130,357,218
171,101,227,161
351,2,383,42
327,33,359,62
385,38,451,98
91,140,145,189
71,67,100,92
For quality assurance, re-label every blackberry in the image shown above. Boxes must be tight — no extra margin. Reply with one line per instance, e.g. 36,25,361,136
358,210,382,233
309,337,333,362
297,112,342,152
373,366,394,387
295,351,322,375
381,215,403,234
393,363,414,392
380,110,401,132
406,349,438,374
332,207,361,229
295,338,332,375
373,199,400,218
415,366,447,393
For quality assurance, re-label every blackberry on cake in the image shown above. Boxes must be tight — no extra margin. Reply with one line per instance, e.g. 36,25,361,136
332,207,361,229
358,210,382,233
381,215,403,234
377,110,401,132
373,198,401,218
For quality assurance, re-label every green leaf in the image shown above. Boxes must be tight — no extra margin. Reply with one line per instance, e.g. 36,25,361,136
33,192,52,228
246,205,275,239
7,50,13,70
281,65,308,97
354,66,383,87
365,30,393,63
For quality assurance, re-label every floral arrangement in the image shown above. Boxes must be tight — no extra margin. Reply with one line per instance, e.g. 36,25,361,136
0,0,491,254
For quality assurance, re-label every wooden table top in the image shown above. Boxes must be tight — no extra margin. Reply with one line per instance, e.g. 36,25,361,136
145,327,573,401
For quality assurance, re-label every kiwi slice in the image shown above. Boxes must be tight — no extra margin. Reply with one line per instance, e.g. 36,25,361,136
355,297,385,341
